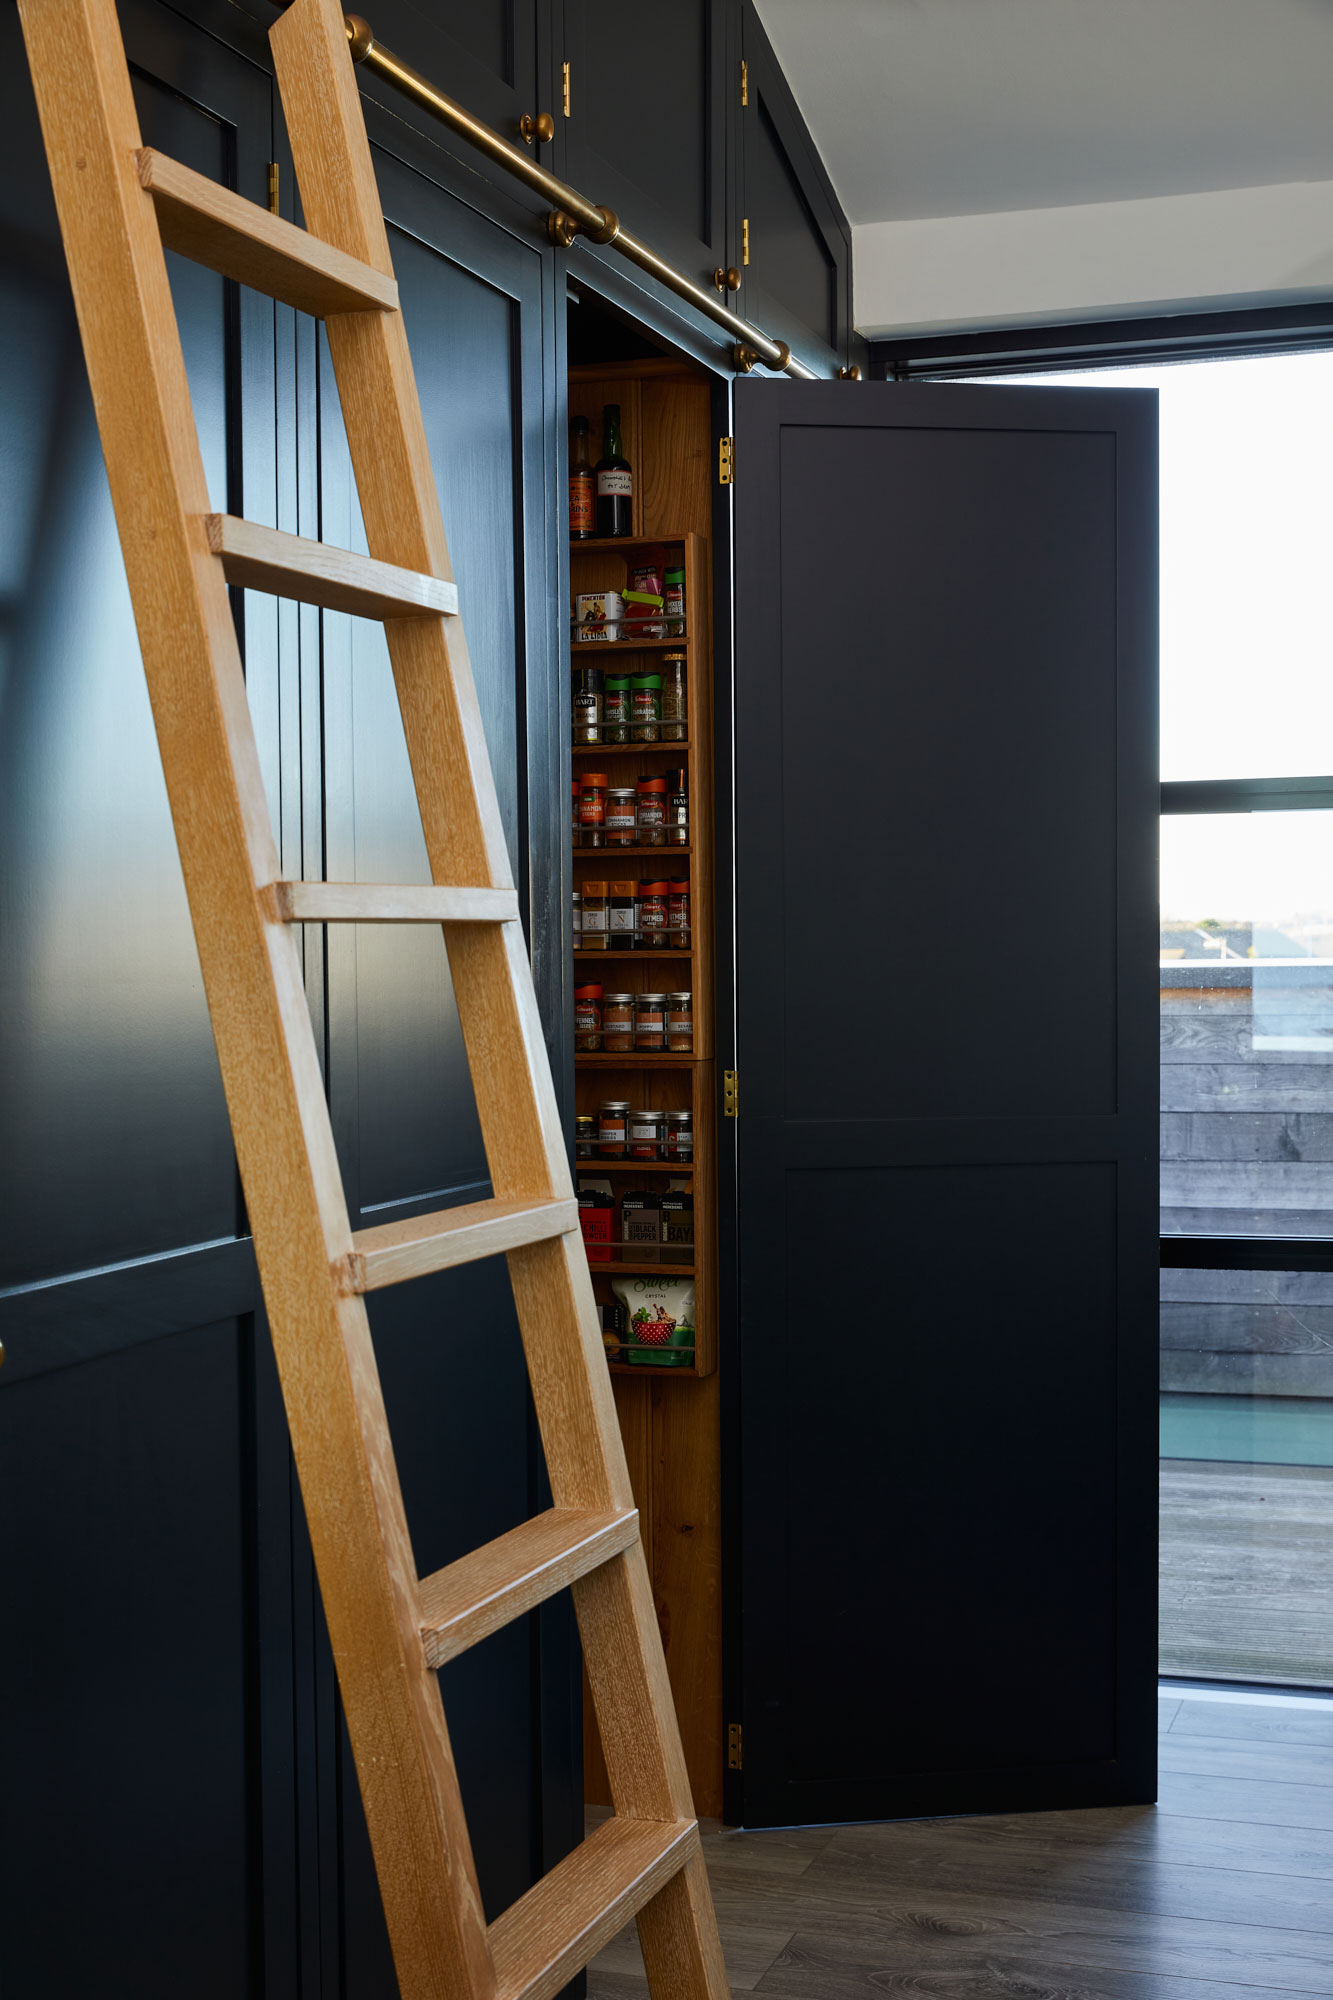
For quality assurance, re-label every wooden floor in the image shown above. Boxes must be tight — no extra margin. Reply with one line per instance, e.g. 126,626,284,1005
589,1689,1333,1997
1161,1459,1333,1687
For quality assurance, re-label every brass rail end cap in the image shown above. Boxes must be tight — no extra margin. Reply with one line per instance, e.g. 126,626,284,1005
344,14,374,61
587,205,621,246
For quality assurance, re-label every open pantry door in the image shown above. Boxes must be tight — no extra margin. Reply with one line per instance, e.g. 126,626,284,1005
726,378,1159,1829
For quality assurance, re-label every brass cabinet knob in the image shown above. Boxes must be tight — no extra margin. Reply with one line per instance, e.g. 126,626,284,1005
520,111,555,144
838,364,862,381
713,266,741,294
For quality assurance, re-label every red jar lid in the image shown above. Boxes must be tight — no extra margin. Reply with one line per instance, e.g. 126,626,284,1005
574,983,603,1001
581,772,608,788
636,776,667,793
639,880,670,895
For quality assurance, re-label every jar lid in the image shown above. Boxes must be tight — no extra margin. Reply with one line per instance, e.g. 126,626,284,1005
574,984,603,1000
667,1110,694,1125
609,881,636,896
580,772,608,787
607,787,637,798
639,881,670,894
664,567,684,581
668,877,690,887
599,1099,632,1112
637,992,667,1003
605,676,629,689
662,651,687,662
572,780,581,795
630,674,662,689
575,1114,595,1128
666,992,692,1002
603,993,635,1003
630,1108,661,1120
637,775,667,791
583,880,608,896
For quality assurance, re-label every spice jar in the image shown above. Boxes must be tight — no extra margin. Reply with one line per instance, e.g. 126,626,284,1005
660,652,687,741
572,778,582,849
572,662,603,744
603,676,629,744
597,1100,630,1157
578,772,607,848
636,775,667,846
634,992,666,1051
662,1189,693,1263
606,787,637,847
666,768,688,847
608,881,637,945
572,887,582,947
602,993,635,1054
667,879,690,948
664,566,685,634
663,1108,693,1164
575,1114,596,1159
629,1107,664,1161
630,673,661,742
574,982,603,1052
637,881,669,950
666,992,693,1052
580,880,608,950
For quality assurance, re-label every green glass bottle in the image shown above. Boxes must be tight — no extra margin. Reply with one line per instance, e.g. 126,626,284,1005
595,403,633,538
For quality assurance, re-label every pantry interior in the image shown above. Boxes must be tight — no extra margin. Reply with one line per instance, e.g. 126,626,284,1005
566,305,728,1818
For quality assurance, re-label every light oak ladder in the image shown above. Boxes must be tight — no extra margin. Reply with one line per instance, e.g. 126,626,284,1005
17,0,730,1994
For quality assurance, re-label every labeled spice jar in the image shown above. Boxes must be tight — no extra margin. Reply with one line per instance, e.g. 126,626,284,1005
572,662,603,744
597,1101,631,1157
661,1189,694,1263
608,882,637,945
636,775,667,846
667,770,689,847
572,887,582,946
605,788,637,846
667,880,690,947
662,1108,694,1164
630,673,662,742
629,1107,664,1161
575,1114,596,1159
660,653,687,741
572,779,582,849
574,982,603,1052
602,993,635,1054
664,566,685,633
577,1185,614,1263
602,676,629,744
637,881,669,949
634,992,667,1051
578,773,607,847
580,880,608,950
621,1189,662,1264
666,992,693,1052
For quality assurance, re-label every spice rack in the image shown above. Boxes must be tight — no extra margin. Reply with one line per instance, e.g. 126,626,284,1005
571,528,714,1376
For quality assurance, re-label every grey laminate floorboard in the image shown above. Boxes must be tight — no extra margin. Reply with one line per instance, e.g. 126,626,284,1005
586,1693,1333,2000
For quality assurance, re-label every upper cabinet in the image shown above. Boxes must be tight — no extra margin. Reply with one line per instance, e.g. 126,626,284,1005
560,0,729,283
738,2,851,372
369,0,542,145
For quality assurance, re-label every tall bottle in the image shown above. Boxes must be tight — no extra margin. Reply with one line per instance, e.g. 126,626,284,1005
569,414,595,541
595,403,633,538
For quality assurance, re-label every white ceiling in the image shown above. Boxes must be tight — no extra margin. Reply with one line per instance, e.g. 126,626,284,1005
755,0,1333,223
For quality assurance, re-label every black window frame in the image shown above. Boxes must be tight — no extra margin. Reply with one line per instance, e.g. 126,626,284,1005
869,303,1333,1279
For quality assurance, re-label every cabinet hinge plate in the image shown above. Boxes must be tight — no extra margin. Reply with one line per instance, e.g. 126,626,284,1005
742,216,750,266
740,58,748,107
718,438,734,487
724,1068,739,1116
562,60,571,117
727,1722,743,1770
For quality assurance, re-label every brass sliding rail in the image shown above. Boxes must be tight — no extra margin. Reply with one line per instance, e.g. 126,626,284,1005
336,11,818,378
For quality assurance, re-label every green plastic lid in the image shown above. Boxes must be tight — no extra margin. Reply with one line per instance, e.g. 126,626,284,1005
630,673,662,690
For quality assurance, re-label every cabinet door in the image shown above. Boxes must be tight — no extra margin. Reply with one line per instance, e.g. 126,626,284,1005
738,1,850,373
365,0,541,149
308,151,576,1988
562,0,729,284
728,378,1159,1829
0,8,302,1995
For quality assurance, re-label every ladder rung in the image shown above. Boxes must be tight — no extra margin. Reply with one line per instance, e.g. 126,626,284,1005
205,515,459,620
137,148,399,317
489,1816,700,2000
344,1195,580,1293
418,1506,639,1669
275,881,518,924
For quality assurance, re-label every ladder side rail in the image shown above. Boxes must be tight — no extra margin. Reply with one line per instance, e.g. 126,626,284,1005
270,7,729,1995
15,5,492,1996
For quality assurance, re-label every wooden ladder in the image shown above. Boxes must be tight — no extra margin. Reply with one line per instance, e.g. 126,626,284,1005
17,0,731,1994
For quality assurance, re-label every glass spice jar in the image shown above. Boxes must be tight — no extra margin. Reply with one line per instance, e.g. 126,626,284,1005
572,661,603,744
629,1107,663,1161
637,881,668,949
608,881,637,946
666,992,693,1052
667,879,690,948
602,676,629,744
597,1100,631,1157
605,788,637,847
575,1114,596,1158
634,992,666,1051
580,880,608,950
578,772,607,848
636,774,667,846
630,673,661,742
572,887,582,948
663,567,685,634
574,982,603,1052
660,652,687,741
602,993,635,1054
662,1108,693,1164
572,778,582,849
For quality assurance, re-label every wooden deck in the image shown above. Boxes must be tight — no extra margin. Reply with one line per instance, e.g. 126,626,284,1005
589,1690,1333,1997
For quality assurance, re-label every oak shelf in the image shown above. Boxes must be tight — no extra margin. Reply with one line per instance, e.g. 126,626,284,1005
572,636,687,654
575,1052,700,1067
572,740,690,756
577,1159,694,1175
573,845,692,859
573,949,694,962
583,1258,696,1278
570,533,686,552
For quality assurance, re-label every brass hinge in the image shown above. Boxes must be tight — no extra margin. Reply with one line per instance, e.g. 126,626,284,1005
718,437,734,487
740,58,748,106
724,1068,739,1116
562,60,571,117
742,216,750,266
267,161,279,215
727,1722,743,1770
